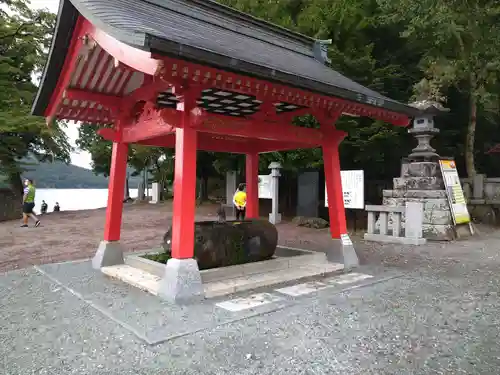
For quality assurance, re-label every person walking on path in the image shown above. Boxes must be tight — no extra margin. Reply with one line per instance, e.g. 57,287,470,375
232,183,247,221
21,179,40,228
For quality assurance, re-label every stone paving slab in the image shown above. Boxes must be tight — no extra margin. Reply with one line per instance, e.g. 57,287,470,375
35,260,401,346
36,261,288,345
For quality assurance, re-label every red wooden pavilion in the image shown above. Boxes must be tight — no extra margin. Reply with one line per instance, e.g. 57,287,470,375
32,0,421,301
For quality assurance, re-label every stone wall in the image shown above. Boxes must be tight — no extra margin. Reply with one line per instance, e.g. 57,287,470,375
461,175,500,204
380,161,456,241
0,188,21,222
461,175,500,225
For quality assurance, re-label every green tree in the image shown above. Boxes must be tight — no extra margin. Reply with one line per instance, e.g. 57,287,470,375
0,0,71,192
377,0,500,177
129,144,174,197
219,0,422,179
77,123,177,198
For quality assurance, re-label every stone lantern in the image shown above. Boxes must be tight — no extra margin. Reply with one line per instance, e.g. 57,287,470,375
408,100,449,162
381,99,457,240
400,100,449,180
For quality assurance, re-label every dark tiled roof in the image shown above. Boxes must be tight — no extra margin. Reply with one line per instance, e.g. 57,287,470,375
32,0,419,117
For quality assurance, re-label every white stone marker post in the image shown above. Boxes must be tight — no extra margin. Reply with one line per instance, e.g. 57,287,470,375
268,162,282,224
405,201,424,239
225,170,237,217
150,182,160,204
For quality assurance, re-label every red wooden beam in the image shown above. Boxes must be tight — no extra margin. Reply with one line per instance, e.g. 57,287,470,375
97,127,120,142
136,132,314,154
64,88,122,113
58,105,111,123
44,17,92,122
123,79,172,106
245,153,259,218
487,144,500,154
256,142,319,153
137,134,254,153
190,109,323,145
83,19,162,76
103,141,128,242
155,55,412,127
121,118,176,143
120,105,180,143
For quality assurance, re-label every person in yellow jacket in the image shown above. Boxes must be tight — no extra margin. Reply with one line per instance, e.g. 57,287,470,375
232,183,247,220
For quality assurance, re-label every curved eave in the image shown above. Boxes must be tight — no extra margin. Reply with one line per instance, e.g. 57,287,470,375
33,0,420,120
32,0,148,117
32,0,78,116
146,35,420,118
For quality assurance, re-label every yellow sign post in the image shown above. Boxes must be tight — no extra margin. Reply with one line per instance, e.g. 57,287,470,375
438,159,470,224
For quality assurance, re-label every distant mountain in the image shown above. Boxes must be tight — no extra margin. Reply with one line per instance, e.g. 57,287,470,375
21,160,142,189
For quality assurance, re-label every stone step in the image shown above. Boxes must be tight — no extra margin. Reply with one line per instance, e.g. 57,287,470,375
383,189,447,199
102,264,161,295
205,262,344,298
393,177,444,190
102,261,345,299
125,247,328,284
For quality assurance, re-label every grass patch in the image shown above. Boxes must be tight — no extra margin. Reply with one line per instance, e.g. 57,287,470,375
142,252,171,264
141,252,213,271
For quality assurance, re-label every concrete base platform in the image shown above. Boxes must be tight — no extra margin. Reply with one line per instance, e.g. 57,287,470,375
327,235,360,271
364,233,427,245
92,240,125,269
157,258,204,304
126,247,327,281
34,259,395,346
103,247,344,299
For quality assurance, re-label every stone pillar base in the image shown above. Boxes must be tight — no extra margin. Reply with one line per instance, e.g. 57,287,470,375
327,235,359,271
158,258,204,303
269,212,282,225
92,240,125,269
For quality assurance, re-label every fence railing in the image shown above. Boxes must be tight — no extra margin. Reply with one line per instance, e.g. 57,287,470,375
364,202,426,245
461,174,500,205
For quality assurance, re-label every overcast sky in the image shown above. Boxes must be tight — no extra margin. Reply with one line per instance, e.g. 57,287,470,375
31,0,93,169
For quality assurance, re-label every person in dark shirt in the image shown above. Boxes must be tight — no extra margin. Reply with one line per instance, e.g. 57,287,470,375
41,200,48,215
53,202,60,212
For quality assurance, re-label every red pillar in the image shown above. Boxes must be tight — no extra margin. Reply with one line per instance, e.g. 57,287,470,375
170,117,198,259
103,141,128,241
323,131,348,240
245,152,259,219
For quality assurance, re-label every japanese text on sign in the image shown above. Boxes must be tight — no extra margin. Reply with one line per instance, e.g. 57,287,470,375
325,170,364,209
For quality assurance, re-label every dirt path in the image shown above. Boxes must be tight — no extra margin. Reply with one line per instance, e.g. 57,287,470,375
0,202,338,272
2,201,499,274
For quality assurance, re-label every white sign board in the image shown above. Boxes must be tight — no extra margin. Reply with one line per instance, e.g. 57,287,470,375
258,175,272,199
325,170,364,209
438,159,470,225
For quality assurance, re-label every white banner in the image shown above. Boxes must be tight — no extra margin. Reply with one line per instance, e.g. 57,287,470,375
258,175,272,199
325,170,364,209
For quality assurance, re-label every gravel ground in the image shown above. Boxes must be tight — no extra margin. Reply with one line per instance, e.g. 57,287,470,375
1,204,500,374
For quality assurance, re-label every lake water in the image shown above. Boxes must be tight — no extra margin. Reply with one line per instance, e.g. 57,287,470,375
36,189,143,212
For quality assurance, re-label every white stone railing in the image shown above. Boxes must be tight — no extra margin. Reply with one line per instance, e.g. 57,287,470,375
364,202,426,245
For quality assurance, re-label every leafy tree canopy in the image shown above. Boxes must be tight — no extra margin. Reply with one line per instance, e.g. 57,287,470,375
74,0,500,186
0,0,71,192
377,0,500,176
